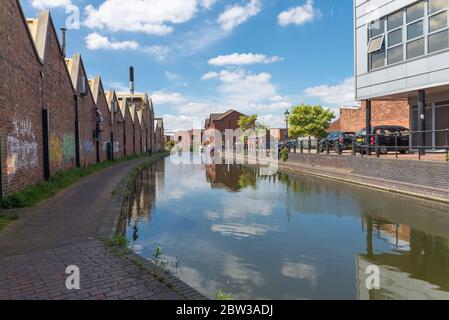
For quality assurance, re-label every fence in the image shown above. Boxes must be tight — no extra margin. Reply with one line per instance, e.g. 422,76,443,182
290,129,449,161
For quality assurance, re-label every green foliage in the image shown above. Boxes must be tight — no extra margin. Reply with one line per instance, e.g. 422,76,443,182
2,152,167,209
153,245,163,260
238,114,258,131
280,148,289,162
165,140,175,150
216,289,234,301
288,104,335,139
103,234,129,247
0,214,17,232
446,152,449,163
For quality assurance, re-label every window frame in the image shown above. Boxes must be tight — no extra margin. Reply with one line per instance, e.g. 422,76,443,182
367,0,449,71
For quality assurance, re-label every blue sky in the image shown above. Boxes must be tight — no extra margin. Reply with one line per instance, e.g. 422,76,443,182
21,0,355,131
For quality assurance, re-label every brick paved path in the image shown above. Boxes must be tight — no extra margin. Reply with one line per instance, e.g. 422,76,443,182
0,156,203,300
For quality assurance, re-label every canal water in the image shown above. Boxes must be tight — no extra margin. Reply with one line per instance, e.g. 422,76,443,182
121,156,449,300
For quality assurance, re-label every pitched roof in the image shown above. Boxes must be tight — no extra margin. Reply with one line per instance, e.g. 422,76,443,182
105,90,118,113
88,76,102,105
26,11,50,61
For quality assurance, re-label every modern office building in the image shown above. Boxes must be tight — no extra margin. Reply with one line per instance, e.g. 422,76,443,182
355,0,449,149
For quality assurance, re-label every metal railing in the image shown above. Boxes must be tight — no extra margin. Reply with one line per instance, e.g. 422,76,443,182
290,128,449,161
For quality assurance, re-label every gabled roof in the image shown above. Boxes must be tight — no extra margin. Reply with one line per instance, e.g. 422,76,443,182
117,98,126,118
26,11,50,62
216,109,246,120
88,76,104,105
65,54,81,91
136,109,143,127
154,118,164,131
128,104,136,123
105,90,118,113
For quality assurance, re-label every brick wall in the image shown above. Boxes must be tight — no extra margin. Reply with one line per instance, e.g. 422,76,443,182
123,112,134,157
41,22,77,175
330,100,410,133
76,62,97,167
96,86,112,163
287,153,449,191
134,121,142,155
0,0,160,196
0,0,43,194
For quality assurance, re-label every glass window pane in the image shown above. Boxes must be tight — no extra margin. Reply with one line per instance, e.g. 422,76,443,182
429,0,448,14
407,37,425,59
368,35,385,53
407,1,424,23
429,11,448,32
388,11,403,30
388,45,404,64
408,20,424,40
388,29,403,46
429,29,449,53
370,50,386,70
370,19,385,38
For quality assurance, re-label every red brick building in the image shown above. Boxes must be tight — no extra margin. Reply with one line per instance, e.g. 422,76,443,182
106,90,125,159
329,100,410,133
66,54,97,167
0,0,163,198
204,110,247,148
89,76,112,163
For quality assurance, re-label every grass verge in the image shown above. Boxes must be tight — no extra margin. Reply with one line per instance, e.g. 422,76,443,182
0,214,18,232
2,151,169,209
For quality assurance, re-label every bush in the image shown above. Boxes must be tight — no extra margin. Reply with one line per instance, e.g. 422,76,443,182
280,148,289,162
446,152,449,163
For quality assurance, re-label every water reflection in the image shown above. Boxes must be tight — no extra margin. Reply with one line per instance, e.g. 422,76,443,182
123,157,449,300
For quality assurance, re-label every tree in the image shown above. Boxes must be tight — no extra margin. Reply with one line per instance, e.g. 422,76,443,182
288,104,335,138
237,115,258,131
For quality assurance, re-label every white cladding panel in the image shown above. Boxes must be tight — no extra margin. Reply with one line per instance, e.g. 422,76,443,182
354,0,449,100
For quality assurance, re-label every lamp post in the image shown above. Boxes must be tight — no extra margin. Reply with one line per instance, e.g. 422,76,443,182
284,109,290,144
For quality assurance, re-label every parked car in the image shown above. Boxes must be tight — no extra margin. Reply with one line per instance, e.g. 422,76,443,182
276,140,297,150
354,125,410,154
319,131,355,153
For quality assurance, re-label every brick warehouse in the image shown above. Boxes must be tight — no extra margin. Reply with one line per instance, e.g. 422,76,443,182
0,0,162,198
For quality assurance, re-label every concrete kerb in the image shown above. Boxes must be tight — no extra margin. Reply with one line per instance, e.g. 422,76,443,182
98,152,208,300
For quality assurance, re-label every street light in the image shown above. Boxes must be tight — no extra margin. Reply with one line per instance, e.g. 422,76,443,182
284,109,290,143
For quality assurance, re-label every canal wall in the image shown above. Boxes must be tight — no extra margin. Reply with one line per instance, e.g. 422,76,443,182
286,153,449,202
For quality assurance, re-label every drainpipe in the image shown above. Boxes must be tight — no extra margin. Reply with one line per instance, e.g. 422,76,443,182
418,90,426,156
365,99,372,156
74,95,81,168
60,28,67,58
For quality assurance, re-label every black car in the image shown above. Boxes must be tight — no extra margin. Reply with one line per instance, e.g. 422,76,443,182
354,125,410,154
319,131,355,153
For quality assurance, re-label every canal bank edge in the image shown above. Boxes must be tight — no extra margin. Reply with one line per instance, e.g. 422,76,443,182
234,153,449,205
277,160,449,206
98,152,208,300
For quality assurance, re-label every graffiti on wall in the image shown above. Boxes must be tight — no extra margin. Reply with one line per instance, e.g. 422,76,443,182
83,140,94,154
49,135,63,166
63,134,76,160
114,142,120,153
6,117,39,183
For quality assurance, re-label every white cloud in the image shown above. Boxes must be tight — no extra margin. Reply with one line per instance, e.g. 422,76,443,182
278,0,320,26
85,33,139,50
202,69,277,105
218,0,262,31
200,0,216,9
30,0,72,9
208,53,283,66
84,0,202,35
151,91,185,105
304,77,357,106
141,45,171,61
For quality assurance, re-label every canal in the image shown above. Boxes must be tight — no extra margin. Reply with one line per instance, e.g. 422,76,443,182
121,156,449,300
